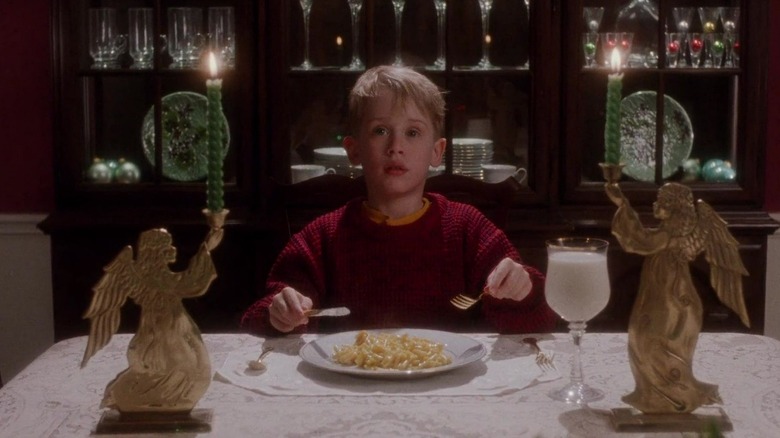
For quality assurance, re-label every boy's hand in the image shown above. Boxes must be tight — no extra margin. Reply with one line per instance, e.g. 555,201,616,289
269,287,313,332
485,258,532,302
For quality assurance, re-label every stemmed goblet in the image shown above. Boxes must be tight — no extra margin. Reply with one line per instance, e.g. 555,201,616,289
430,0,446,70
523,0,531,68
697,7,721,68
545,237,610,404
720,7,739,67
391,0,406,66
583,6,604,34
344,0,364,70
672,7,693,66
582,33,599,68
688,32,704,68
294,0,314,70
476,0,495,69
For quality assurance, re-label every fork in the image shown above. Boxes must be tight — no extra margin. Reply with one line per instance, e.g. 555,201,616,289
449,290,487,310
523,337,557,372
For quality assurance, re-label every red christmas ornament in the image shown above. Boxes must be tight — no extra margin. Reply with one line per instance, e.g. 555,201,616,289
691,38,703,51
733,41,740,55
667,41,680,54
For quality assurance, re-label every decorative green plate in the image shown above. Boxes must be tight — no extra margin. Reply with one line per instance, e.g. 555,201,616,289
142,91,230,181
619,91,693,182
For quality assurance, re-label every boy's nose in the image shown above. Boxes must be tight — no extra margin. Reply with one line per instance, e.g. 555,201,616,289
385,134,405,156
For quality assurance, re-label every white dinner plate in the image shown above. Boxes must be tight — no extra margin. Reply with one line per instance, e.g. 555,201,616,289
299,329,487,379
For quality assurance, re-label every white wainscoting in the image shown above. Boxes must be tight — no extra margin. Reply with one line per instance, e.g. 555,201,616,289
766,213,780,341
0,214,53,383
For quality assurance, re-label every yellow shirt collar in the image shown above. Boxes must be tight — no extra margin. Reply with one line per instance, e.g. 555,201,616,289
362,197,431,226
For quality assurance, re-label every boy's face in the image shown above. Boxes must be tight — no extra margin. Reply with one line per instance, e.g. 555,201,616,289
343,90,445,205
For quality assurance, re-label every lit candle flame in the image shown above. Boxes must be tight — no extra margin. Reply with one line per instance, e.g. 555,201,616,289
485,34,492,44
336,36,343,47
610,48,621,73
208,52,219,78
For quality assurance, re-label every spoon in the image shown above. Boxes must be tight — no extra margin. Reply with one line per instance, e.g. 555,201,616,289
247,346,274,371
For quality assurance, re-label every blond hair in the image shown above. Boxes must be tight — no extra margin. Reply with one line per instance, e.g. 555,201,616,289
347,65,446,136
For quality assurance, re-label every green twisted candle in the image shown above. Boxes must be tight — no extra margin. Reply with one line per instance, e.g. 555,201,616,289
604,56,623,165
206,57,224,212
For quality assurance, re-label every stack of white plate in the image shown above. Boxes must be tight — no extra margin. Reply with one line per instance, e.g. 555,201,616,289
452,138,494,180
313,147,362,177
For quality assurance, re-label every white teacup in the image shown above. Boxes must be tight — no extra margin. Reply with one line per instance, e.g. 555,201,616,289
291,164,335,183
481,164,528,184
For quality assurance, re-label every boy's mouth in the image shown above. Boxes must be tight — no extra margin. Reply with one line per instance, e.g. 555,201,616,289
384,164,408,175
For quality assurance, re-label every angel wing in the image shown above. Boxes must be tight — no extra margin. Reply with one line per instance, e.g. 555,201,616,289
696,200,750,327
80,246,135,368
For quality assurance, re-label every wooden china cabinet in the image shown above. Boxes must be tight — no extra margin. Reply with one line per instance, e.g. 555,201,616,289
43,0,776,340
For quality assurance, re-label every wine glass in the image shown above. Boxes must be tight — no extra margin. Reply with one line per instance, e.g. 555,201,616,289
720,7,739,67
294,0,314,70
430,0,446,70
688,32,704,68
476,0,495,69
391,0,406,66
582,33,599,68
583,6,604,34
665,32,682,68
344,0,364,70
697,7,721,68
545,237,610,404
523,0,531,68
672,7,693,66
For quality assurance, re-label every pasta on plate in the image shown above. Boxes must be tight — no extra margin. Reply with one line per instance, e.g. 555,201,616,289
332,330,452,371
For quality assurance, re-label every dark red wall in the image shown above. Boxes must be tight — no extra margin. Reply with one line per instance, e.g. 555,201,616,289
0,0,54,213
0,1,777,213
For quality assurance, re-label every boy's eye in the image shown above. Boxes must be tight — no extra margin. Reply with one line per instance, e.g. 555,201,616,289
407,129,421,137
372,127,388,136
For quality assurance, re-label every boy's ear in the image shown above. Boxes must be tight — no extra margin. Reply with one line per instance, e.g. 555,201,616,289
430,137,446,166
343,136,361,165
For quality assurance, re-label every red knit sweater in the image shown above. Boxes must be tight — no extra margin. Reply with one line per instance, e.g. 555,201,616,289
241,193,557,334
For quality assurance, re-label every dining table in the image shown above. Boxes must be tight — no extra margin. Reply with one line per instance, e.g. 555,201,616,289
1,331,778,437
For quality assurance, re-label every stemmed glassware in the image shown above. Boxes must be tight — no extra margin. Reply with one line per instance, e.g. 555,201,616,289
523,0,531,68
687,32,704,68
344,0,364,70
295,0,314,70
430,0,446,70
583,7,604,34
391,0,406,66
545,238,610,404
672,7,693,66
582,33,599,68
720,7,739,67
476,0,495,69
697,7,721,68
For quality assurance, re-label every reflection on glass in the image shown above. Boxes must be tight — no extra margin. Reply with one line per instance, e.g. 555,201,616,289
391,0,406,66
344,0,364,70
294,0,314,70
665,32,682,68
687,32,703,68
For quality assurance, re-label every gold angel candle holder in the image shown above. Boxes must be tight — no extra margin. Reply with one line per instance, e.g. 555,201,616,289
80,209,228,433
601,163,747,432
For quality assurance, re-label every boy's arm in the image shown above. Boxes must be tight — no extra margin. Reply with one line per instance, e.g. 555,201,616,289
240,224,329,335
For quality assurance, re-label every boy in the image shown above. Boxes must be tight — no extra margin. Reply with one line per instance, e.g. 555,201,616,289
241,66,556,334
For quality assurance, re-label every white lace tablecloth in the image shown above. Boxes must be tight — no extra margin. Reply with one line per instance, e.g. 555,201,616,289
1,332,779,437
